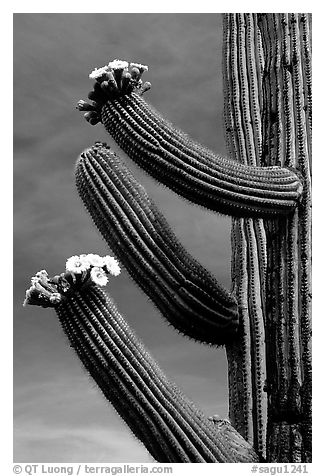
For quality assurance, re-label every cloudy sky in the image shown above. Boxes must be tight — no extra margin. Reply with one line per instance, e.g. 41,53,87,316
13,13,233,462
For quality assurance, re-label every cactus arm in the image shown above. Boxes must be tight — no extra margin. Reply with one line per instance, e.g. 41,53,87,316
24,262,259,463
57,298,174,463
77,63,302,218
75,142,238,345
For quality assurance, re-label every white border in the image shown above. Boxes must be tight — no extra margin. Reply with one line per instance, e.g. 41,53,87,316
5,3,323,472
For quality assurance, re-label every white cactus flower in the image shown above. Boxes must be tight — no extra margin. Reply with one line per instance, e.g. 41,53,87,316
90,267,108,286
108,59,129,70
35,269,48,279
49,293,62,304
65,255,90,274
104,256,121,276
89,65,109,79
85,253,105,267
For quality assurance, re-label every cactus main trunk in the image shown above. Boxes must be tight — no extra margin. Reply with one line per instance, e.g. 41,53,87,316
223,13,311,462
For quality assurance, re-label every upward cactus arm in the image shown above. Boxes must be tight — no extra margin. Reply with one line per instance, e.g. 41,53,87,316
24,261,259,463
75,143,238,345
77,62,302,218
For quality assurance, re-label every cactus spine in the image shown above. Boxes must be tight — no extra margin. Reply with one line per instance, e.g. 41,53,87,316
24,261,259,463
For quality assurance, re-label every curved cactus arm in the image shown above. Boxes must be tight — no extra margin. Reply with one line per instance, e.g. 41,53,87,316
75,142,238,346
24,256,260,463
76,60,302,218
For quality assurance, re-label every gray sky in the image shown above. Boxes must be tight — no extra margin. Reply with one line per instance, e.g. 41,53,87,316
13,13,232,462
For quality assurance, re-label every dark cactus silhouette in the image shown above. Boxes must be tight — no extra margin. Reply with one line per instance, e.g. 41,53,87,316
25,13,311,463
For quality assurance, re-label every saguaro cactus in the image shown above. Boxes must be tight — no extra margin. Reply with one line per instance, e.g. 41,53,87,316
25,13,311,463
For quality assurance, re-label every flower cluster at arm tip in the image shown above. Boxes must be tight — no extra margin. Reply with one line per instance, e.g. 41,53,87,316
76,59,151,125
23,253,121,309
